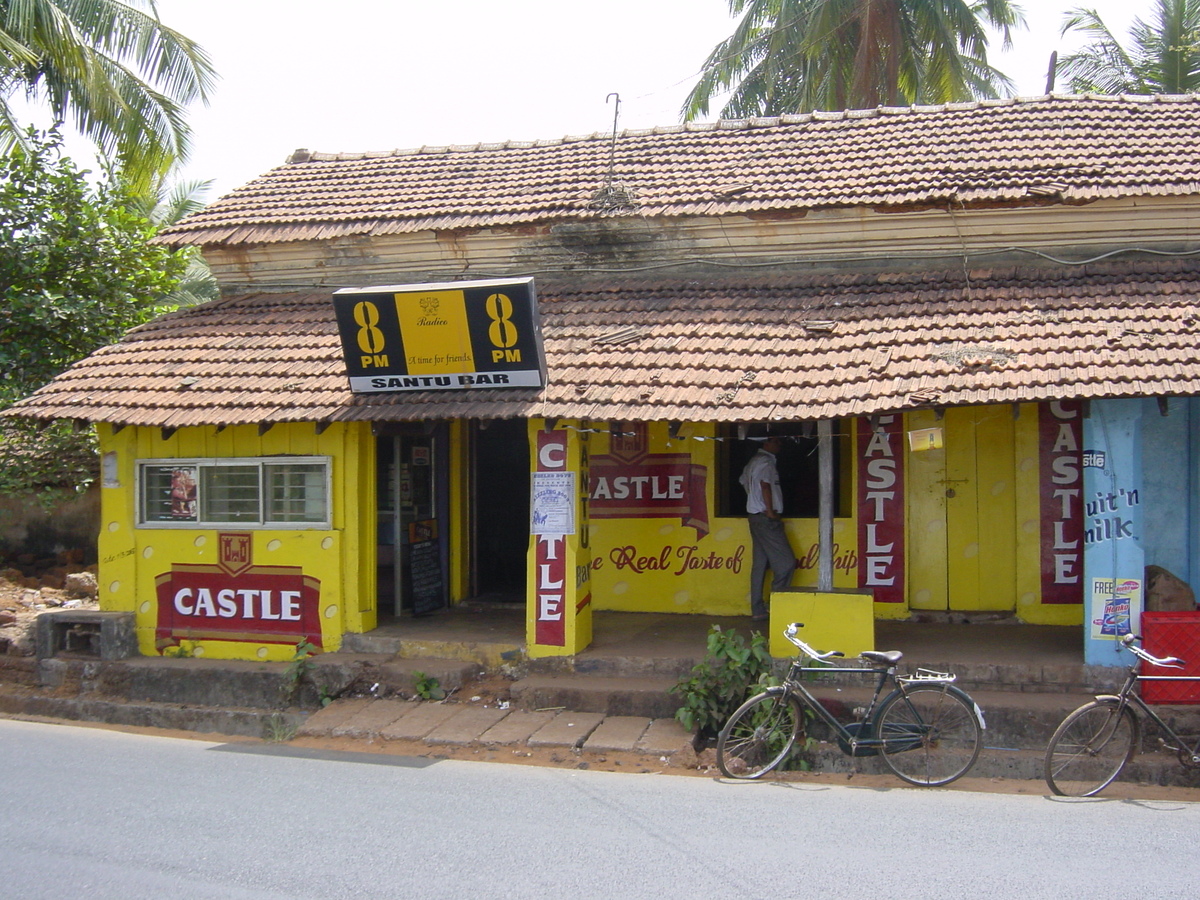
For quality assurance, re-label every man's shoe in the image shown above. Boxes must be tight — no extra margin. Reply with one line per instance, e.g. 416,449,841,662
751,613,769,621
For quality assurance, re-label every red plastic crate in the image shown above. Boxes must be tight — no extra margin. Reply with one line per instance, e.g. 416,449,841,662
1141,612,1200,704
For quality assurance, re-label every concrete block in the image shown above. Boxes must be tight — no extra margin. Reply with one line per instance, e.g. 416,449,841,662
769,591,874,658
636,718,693,755
295,698,373,737
378,702,461,740
478,709,559,745
582,715,651,752
331,699,415,738
36,610,137,661
423,705,513,745
527,711,604,748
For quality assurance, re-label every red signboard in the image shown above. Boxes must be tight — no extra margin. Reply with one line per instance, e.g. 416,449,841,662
154,534,322,649
535,430,568,646
858,415,905,603
1039,401,1084,604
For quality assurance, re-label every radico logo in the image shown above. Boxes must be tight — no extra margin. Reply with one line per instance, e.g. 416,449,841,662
417,296,447,326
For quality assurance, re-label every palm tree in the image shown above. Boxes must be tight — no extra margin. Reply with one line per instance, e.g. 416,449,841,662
1057,1,1200,94
682,0,1023,120
0,0,215,187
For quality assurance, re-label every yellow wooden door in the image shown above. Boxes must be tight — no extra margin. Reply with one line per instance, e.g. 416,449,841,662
907,407,1018,611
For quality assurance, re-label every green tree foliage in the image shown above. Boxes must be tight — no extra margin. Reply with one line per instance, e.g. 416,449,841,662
1058,1,1200,94
0,130,185,493
0,0,215,188
683,0,1024,119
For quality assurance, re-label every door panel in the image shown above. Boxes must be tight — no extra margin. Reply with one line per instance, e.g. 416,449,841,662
906,409,949,610
906,407,1018,612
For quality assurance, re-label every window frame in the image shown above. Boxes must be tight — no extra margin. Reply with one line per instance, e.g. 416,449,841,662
136,457,332,529
716,422,852,519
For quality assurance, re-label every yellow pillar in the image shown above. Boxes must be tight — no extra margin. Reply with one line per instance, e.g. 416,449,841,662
526,419,593,657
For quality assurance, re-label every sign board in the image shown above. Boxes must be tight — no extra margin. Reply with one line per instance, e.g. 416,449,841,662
332,277,545,393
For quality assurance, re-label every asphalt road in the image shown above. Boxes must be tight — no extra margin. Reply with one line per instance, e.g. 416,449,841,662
2,718,1197,899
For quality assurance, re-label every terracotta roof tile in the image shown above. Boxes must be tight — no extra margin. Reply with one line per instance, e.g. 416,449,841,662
10,258,1200,428
158,96,1200,247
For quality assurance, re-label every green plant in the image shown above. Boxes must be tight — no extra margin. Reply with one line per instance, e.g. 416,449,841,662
280,637,319,704
162,640,197,659
264,712,296,743
671,625,775,739
412,671,445,701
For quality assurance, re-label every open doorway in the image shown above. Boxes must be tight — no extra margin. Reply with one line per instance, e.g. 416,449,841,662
375,425,449,617
471,419,529,603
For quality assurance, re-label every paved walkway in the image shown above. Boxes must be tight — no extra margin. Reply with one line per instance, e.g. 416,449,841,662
295,695,693,758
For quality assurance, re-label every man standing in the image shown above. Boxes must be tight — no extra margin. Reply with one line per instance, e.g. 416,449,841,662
740,436,796,620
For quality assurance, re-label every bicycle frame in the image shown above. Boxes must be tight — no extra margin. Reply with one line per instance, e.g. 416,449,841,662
780,623,963,757
1100,638,1200,766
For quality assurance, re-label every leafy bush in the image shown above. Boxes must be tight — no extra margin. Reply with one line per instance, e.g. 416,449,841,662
672,625,774,739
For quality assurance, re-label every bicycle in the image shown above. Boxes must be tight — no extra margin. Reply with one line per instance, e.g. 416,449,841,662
716,622,986,786
1044,632,1200,797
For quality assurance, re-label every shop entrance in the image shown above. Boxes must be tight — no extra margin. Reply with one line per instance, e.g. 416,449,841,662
470,419,529,602
907,407,1019,612
376,425,449,616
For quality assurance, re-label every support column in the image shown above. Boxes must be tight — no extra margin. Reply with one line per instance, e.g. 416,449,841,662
526,419,593,658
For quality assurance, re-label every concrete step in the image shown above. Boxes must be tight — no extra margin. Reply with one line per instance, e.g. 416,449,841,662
339,631,523,669
0,683,307,739
511,674,683,718
30,653,483,710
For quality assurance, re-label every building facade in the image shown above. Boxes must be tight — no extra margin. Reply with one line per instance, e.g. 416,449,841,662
12,95,1200,665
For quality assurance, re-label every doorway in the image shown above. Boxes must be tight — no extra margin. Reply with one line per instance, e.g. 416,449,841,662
376,426,449,617
471,419,529,602
907,407,1018,611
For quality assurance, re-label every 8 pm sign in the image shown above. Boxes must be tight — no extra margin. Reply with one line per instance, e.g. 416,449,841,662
332,278,546,393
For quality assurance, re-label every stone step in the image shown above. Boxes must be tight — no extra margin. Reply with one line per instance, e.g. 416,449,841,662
510,674,683,719
0,683,307,739
339,631,522,668
31,653,483,710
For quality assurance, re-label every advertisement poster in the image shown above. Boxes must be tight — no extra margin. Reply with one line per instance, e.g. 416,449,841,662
531,471,576,535
1089,577,1142,640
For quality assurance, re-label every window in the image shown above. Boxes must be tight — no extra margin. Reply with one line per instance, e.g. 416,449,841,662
717,422,851,518
139,458,330,528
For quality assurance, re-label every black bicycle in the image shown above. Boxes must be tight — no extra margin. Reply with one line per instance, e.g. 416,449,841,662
716,622,986,786
1044,632,1200,797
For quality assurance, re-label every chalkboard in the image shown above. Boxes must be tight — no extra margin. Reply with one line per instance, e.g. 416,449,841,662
408,537,444,616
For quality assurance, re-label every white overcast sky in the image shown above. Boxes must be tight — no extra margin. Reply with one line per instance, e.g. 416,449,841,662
121,1,1141,199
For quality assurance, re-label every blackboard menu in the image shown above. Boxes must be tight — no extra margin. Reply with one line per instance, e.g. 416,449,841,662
409,537,444,616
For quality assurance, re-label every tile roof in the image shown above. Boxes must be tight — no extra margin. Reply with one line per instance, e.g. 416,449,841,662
10,258,1200,428
157,95,1200,247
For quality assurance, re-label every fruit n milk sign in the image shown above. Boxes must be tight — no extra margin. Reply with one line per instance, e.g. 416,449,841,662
332,277,546,392
154,533,322,649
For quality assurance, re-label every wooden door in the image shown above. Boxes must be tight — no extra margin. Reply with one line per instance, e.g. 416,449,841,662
907,407,1018,611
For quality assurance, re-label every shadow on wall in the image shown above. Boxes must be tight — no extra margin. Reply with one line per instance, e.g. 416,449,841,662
0,486,100,582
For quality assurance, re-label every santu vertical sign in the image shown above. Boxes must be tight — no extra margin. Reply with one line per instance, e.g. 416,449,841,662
332,277,546,392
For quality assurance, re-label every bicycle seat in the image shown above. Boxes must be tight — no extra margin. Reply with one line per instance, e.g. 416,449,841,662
860,650,903,666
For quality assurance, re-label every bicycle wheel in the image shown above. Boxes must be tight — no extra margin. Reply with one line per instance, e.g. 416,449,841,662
1044,699,1139,797
875,684,983,786
716,688,804,779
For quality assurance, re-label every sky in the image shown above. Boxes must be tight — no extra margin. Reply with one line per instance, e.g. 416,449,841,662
73,1,1146,200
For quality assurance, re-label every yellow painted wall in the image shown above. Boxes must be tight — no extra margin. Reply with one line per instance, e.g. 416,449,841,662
586,422,859,617
96,421,376,659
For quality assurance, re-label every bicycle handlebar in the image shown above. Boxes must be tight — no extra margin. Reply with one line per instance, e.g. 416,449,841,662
1121,632,1186,668
783,622,845,662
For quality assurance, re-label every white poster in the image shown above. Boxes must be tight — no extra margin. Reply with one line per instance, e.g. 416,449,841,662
531,471,576,535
